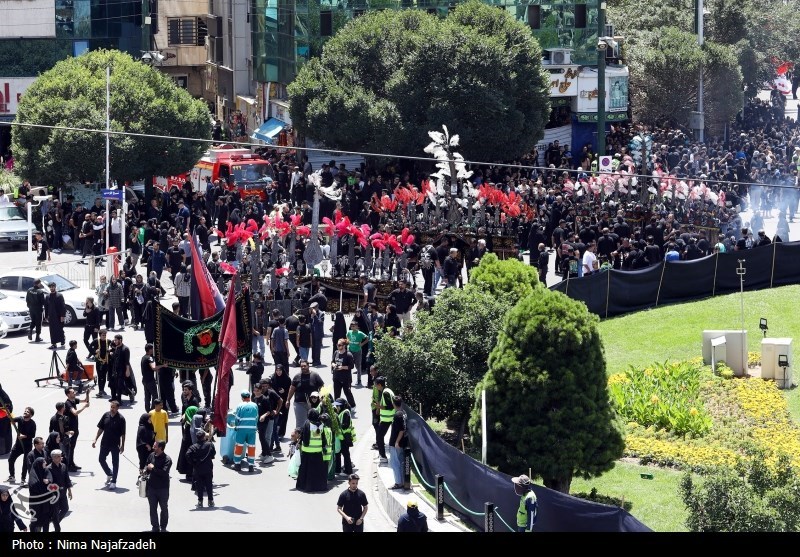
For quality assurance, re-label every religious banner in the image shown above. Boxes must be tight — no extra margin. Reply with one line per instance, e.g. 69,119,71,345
154,291,253,369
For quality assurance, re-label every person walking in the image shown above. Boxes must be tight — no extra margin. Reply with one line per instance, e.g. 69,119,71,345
110,334,134,405
25,278,45,342
295,409,327,493
27,457,53,532
397,500,428,532
0,488,28,532
232,390,259,472
6,406,35,484
286,361,325,430
144,440,172,532
334,398,355,476
331,338,356,409
185,430,215,508
269,364,291,449
140,343,165,412
387,395,407,490
345,322,368,387
512,474,538,532
47,449,72,532
90,329,113,398
336,473,368,532
104,276,125,331
270,317,290,371
82,297,100,359
373,377,394,465
309,303,325,367
92,399,126,491
136,413,155,470
45,282,66,350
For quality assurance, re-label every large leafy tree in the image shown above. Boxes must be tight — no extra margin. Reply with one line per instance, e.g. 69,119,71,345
625,28,742,136
288,1,550,161
12,49,210,185
468,253,541,306
374,285,509,434
470,289,624,493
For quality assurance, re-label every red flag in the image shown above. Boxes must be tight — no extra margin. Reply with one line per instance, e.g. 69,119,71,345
211,283,238,435
776,62,792,75
190,233,225,319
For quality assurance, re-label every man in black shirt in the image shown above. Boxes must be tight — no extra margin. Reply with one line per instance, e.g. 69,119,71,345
144,440,172,532
7,406,35,484
25,278,46,342
387,280,415,324
166,239,184,284
286,361,325,430
246,352,265,393
64,387,89,471
65,340,85,391
331,339,356,410
92,399,126,490
254,378,282,463
336,474,368,533
141,343,165,412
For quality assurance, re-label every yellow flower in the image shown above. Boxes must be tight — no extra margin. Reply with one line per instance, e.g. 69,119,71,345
689,407,698,416
650,394,659,404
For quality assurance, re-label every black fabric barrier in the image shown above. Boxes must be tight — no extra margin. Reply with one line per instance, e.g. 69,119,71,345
405,406,651,532
551,242,800,318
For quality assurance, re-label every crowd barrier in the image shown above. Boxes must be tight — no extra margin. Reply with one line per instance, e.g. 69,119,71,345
550,241,800,318
405,406,651,532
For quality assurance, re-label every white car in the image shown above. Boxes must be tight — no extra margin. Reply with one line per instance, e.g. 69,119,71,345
0,290,31,332
0,271,95,326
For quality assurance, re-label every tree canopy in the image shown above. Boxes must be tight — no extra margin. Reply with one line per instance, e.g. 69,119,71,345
468,253,541,305
12,49,210,185
470,289,624,493
288,1,550,161
374,284,509,428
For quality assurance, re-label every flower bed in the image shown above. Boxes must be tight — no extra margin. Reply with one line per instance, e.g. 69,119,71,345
612,360,800,474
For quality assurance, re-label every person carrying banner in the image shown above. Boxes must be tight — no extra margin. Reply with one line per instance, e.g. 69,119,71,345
232,390,258,471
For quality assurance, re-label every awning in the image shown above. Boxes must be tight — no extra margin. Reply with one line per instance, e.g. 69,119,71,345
251,117,287,144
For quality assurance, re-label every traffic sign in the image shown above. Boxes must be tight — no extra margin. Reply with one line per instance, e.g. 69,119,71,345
101,188,123,200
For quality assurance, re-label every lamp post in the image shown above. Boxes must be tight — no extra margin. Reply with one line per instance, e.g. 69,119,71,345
596,1,607,157
695,0,705,142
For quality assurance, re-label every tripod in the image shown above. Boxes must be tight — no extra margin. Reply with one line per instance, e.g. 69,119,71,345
35,350,68,388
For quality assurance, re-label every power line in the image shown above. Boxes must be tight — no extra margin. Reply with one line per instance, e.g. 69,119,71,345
0,119,793,192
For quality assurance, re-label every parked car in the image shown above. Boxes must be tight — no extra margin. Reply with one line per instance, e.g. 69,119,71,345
0,271,94,326
0,204,29,249
0,290,31,333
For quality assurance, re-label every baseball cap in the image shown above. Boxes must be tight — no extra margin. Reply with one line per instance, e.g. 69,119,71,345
512,474,531,487
241,390,251,398
310,391,320,398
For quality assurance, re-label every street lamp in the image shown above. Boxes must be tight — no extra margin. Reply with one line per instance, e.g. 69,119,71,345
28,194,52,265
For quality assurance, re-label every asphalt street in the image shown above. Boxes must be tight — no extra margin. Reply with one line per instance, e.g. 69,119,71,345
0,249,394,532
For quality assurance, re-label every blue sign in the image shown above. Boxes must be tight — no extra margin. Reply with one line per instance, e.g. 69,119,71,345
101,188,123,201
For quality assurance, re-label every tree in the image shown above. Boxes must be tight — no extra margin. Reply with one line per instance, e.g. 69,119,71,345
624,28,742,135
12,49,210,186
374,285,509,434
470,289,624,493
468,253,541,306
288,1,550,161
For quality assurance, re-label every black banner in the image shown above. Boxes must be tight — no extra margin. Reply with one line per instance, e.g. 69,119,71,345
552,242,800,318
154,291,253,369
405,406,651,532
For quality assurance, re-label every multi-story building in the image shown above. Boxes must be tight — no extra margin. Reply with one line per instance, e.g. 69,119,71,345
152,0,209,98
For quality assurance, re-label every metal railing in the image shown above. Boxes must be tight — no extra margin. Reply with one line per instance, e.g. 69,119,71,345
14,250,131,290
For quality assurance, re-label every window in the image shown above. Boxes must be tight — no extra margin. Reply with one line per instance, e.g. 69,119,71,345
0,276,19,291
168,17,207,46
320,11,332,36
574,4,587,29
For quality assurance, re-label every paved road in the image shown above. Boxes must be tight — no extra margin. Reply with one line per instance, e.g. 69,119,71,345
0,247,394,533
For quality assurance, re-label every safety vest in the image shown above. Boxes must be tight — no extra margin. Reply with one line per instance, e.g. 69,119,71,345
321,426,333,461
12,185,19,199
379,388,395,423
302,427,323,453
517,491,538,530
337,409,357,444
234,401,259,430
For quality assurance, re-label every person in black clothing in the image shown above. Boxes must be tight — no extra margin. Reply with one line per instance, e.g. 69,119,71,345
24,437,46,479
186,430,215,508
331,339,356,409
45,282,66,349
307,287,328,313
110,334,134,405
136,413,155,470
337,474,368,533
246,352,265,395
198,367,214,409
25,278,46,342
397,500,429,532
536,243,549,284
180,382,201,415
442,249,461,290
334,398,354,476
643,236,662,266
83,297,100,358
269,364,291,446
387,395,407,490
387,280,415,323
63,387,89,471
27,457,53,532
47,450,72,532
158,366,180,415
144,440,172,531
286,362,325,431
0,488,28,532
92,399,126,490
65,340,85,390
6,406,35,483
140,343,165,413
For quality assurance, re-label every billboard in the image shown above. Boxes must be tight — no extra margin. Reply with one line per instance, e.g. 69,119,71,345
0,0,56,38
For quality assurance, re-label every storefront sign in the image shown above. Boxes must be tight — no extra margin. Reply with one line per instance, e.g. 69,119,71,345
0,77,35,115
548,66,579,98
574,66,629,114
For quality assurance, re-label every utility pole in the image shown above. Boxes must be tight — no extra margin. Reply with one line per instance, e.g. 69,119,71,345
596,1,607,157
696,0,705,143
142,0,151,52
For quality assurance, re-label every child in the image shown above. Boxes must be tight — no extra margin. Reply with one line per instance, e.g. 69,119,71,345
286,428,302,479
149,399,169,444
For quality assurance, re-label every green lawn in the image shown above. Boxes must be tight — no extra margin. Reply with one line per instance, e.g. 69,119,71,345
570,461,689,532
594,285,800,532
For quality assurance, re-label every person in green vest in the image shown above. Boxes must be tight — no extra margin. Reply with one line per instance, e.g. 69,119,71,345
320,413,336,481
512,474,538,532
334,398,355,476
295,409,328,492
373,376,394,465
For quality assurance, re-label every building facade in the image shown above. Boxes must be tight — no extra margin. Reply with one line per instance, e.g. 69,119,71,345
152,0,209,97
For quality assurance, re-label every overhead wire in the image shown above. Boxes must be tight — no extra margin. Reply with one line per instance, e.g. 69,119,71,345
0,119,795,192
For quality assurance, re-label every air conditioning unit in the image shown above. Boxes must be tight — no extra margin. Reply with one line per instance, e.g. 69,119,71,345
545,48,572,65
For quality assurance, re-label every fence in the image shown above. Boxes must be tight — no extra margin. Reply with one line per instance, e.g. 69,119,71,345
404,405,651,532
550,241,800,318
14,250,132,290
